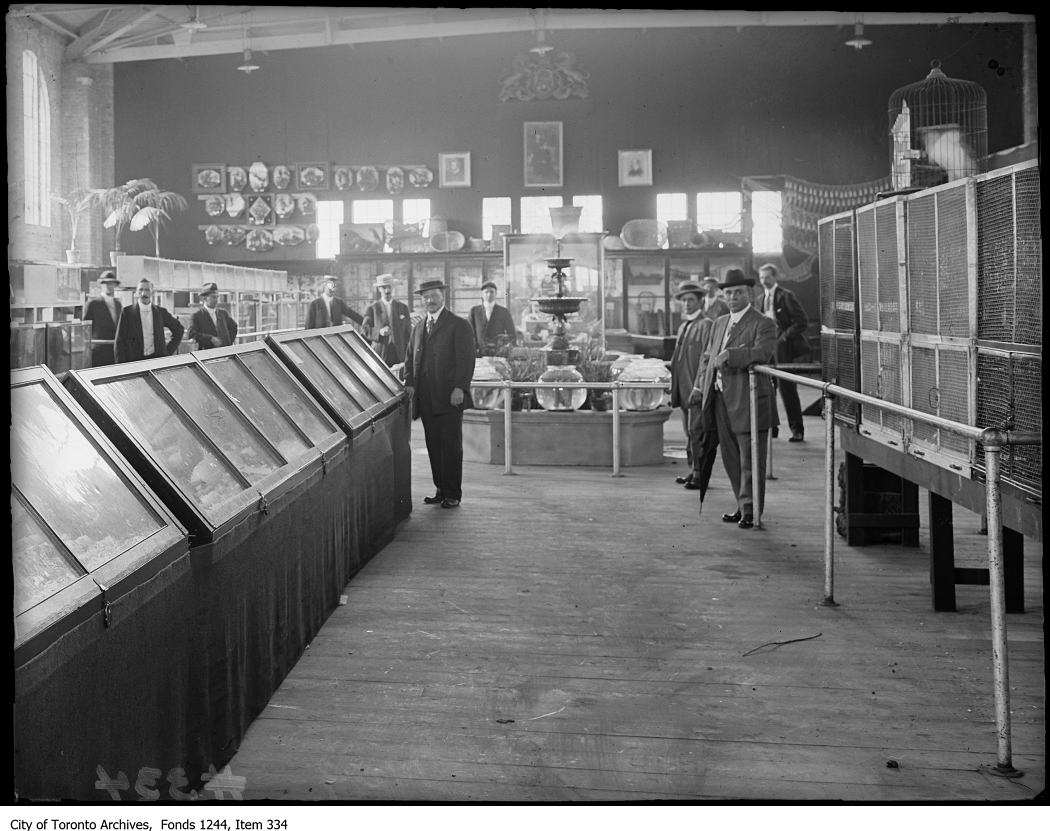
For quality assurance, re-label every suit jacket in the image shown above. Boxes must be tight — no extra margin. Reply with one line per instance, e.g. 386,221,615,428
83,296,122,366
703,297,730,321
362,298,412,365
669,313,713,409
403,307,475,418
187,306,238,350
759,285,809,362
114,303,184,364
468,303,517,356
306,296,364,330
696,305,777,433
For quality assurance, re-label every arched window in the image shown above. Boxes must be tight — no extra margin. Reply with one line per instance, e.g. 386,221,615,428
23,49,52,226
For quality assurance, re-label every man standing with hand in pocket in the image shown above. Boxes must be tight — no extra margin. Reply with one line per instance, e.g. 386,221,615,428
187,282,238,350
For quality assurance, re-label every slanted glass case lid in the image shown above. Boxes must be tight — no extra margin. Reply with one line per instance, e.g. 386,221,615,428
266,325,405,435
11,367,186,650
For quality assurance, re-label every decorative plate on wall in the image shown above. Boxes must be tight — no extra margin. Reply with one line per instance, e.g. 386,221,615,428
407,166,433,188
225,193,246,218
203,195,225,217
228,166,247,191
386,167,404,194
273,193,295,219
356,166,378,191
193,164,226,193
247,195,273,226
297,163,328,189
272,165,292,190
248,161,269,192
333,166,353,190
273,226,306,247
246,228,274,252
296,193,316,217
305,224,321,243
222,226,247,246
204,225,223,245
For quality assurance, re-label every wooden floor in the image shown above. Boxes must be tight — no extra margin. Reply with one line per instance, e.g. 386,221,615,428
230,395,1044,803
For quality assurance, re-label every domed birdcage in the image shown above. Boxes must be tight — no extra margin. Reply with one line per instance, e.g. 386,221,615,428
887,60,987,190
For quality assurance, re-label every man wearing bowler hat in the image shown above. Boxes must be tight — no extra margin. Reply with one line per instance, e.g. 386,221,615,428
691,268,777,528
83,270,122,366
362,272,412,366
187,282,238,350
403,279,475,509
468,280,517,356
700,275,730,321
306,274,364,330
669,281,715,490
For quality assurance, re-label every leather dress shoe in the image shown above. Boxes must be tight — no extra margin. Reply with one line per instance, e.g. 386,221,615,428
683,479,701,490
423,494,444,505
737,514,755,529
721,510,742,523
440,498,461,509
675,474,691,485
788,432,805,443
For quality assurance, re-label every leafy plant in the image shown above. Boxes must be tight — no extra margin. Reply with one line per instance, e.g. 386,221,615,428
91,178,189,256
576,339,614,382
51,189,96,251
499,346,546,382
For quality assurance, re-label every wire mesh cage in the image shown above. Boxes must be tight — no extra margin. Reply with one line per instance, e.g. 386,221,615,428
888,61,988,190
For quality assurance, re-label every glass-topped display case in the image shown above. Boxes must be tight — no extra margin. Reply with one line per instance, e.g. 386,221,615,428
11,366,188,658
266,325,406,436
64,345,344,542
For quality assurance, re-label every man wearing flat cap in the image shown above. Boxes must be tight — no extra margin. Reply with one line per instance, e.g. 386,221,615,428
306,274,364,330
669,282,715,490
362,272,412,366
691,268,777,528
83,270,122,366
403,279,475,509
468,280,517,357
187,282,238,351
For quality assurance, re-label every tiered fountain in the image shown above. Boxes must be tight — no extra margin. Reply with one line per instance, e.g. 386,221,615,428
533,206,587,367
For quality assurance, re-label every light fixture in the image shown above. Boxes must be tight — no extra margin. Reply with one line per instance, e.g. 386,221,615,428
237,48,260,74
845,22,872,50
529,29,553,56
181,5,207,30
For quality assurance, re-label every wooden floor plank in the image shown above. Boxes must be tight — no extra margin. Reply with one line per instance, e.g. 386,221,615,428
229,411,1044,802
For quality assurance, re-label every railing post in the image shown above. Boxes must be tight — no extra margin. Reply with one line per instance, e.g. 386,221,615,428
982,441,1017,775
822,390,838,607
502,382,514,476
611,383,622,477
749,369,761,528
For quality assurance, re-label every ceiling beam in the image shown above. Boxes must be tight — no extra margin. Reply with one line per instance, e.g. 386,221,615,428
26,12,77,39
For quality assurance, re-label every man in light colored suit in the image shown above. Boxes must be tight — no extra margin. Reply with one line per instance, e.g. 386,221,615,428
691,268,777,527
668,282,714,490
362,272,412,366
468,280,517,356
114,278,184,363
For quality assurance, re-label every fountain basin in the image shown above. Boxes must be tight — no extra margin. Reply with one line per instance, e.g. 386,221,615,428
533,296,588,317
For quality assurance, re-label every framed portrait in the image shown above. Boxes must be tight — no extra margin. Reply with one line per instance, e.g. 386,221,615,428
618,149,653,187
297,162,329,190
524,121,563,188
439,152,471,188
192,163,226,194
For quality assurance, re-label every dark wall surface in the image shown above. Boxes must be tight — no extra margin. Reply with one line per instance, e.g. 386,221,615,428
114,23,1026,263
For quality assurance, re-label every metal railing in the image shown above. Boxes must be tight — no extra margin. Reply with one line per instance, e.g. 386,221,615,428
469,380,672,476
748,363,1041,776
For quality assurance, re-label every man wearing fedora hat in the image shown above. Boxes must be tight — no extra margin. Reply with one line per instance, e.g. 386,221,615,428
114,278,184,364
363,273,412,366
187,282,238,351
403,279,475,509
83,270,122,366
669,281,715,490
691,268,777,528
468,280,517,357
306,274,364,330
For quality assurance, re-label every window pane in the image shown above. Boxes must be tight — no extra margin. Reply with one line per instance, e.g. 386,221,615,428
520,196,563,234
482,197,512,240
402,198,431,226
38,74,50,226
697,192,742,232
572,195,604,233
656,193,687,224
316,200,344,259
752,190,783,255
351,199,394,224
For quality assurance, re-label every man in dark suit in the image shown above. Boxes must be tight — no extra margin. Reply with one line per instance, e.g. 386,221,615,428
362,272,412,366
468,280,517,356
758,262,810,441
691,268,777,528
187,281,238,350
700,275,730,321
82,270,122,366
114,278,184,363
305,274,364,329
403,279,475,509
668,282,715,490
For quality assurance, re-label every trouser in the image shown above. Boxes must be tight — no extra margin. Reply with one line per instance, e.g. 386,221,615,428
678,405,693,468
420,409,465,501
713,390,768,517
777,377,804,435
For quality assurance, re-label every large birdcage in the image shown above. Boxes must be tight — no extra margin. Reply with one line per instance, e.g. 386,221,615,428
887,61,988,190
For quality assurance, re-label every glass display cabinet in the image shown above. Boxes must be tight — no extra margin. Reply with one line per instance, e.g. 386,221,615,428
266,325,406,436
64,345,344,542
11,366,188,659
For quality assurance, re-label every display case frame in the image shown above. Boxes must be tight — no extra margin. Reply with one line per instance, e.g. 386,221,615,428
11,366,188,662
266,325,406,436
65,350,331,542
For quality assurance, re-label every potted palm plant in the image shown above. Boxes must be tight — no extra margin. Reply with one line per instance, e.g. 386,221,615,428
51,189,96,264
91,178,189,264
577,340,615,410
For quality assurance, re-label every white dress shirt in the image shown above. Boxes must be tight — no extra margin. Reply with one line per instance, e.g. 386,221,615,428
763,286,777,319
139,302,155,356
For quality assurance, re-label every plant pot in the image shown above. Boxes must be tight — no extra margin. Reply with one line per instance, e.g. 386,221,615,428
109,250,122,267
65,249,80,264
589,390,612,412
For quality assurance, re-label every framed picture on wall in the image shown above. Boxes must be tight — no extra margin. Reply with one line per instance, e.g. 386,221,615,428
524,122,563,188
439,152,471,187
618,149,652,187
192,163,226,194
297,162,329,189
